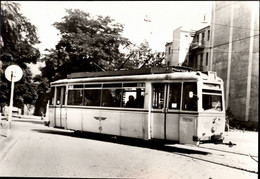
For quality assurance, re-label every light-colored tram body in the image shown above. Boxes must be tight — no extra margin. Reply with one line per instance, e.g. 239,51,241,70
48,68,226,145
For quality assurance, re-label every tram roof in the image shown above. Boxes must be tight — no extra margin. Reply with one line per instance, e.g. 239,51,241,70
67,66,194,79
51,67,222,85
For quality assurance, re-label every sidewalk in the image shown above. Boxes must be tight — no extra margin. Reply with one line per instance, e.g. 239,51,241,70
0,115,44,162
199,129,258,157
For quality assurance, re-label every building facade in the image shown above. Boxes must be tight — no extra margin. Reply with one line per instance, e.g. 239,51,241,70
166,26,211,72
186,26,211,71
210,1,259,129
165,1,259,129
165,27,195,66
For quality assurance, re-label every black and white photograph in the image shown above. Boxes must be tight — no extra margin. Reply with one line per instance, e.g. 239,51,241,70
0,1,258,178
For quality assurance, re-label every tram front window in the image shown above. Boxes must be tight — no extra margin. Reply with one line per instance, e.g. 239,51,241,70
182,82,197,111
152,83,165,109
203,95,223,111
168,83,181,109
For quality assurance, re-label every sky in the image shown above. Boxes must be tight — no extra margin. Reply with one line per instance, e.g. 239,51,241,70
17,1,212,53
15,1,212,75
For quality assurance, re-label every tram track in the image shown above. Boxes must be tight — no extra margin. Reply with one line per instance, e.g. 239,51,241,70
176,152,257,174
168,143,258,174
198,145,258,158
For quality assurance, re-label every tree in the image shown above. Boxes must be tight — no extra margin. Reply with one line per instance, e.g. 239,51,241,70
41,9,131,82
0,2,40,111
35,9,131,115
33,75,50,116
118,40,165,70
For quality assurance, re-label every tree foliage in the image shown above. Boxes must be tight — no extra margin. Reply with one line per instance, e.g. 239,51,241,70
119,40,165,70
41,9,131,82
33,75,51,115
36,9,165,115
0,2,40,110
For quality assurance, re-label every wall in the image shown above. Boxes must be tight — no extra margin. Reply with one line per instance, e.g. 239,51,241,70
211,1,259,128
165,27,194,66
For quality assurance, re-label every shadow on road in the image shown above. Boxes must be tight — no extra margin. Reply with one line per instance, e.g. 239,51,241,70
32,128,210,155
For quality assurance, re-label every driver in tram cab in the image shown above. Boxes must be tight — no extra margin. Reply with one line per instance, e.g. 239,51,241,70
126,95,136,108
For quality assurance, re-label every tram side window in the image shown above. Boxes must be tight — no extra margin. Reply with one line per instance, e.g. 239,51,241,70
101,89,122,107
50,87,55,105
67,90,83,105
168,83,181,109
122,88,145,108
83,89,101,106
56,87,61,105
152,83,165,109
61,87,66,105
182,82,197,111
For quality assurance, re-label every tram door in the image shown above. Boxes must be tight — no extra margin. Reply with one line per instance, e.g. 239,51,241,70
55,86,66,128
151,83,181,141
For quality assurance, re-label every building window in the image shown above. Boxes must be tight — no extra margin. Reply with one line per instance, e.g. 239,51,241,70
168,47,171,55
206,52,209,66
202,32,205,44
208,30,210,41
201,54,204,67
194,56,197,68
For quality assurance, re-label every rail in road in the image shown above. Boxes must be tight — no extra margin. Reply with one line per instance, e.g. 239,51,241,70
70,129,258,174
70,129,259,174
1,119,258,175
164,143,258,174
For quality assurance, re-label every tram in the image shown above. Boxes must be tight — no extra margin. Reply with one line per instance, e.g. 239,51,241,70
47,67,226,145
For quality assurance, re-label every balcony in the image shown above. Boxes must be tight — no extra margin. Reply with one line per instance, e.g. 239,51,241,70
190,41,205,51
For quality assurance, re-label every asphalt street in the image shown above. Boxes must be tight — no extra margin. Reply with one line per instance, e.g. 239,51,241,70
0,116,258,178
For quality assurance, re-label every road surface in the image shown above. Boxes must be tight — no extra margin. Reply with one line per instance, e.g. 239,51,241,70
0,118,258,178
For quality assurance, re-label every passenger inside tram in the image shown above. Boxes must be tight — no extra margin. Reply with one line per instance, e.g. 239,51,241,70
126,95,136,108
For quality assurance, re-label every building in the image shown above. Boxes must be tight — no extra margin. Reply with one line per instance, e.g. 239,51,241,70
210,1,259,129
165,42,173,65
165,26,211,71
186,26,211,71
165,27,195,66
165,1,259,129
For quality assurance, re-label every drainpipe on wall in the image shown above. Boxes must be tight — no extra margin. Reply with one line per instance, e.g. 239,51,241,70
225,2,234,110
245,2,256,122
209,2,215,72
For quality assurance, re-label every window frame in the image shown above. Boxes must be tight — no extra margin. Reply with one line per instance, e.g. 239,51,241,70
66,82,146,109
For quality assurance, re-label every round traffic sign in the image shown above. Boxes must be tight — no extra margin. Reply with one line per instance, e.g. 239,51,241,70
5,65,23,82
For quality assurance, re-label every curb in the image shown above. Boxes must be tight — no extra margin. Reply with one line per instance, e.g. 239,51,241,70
12,118,44,124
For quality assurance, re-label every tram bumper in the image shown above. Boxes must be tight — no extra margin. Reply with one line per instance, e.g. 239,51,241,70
211,134,224,142
193,134,224,143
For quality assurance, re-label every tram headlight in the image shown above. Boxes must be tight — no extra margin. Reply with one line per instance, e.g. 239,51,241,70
211,127,215,133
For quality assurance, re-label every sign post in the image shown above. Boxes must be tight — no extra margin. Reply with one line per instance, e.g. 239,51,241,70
5,65,23,138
